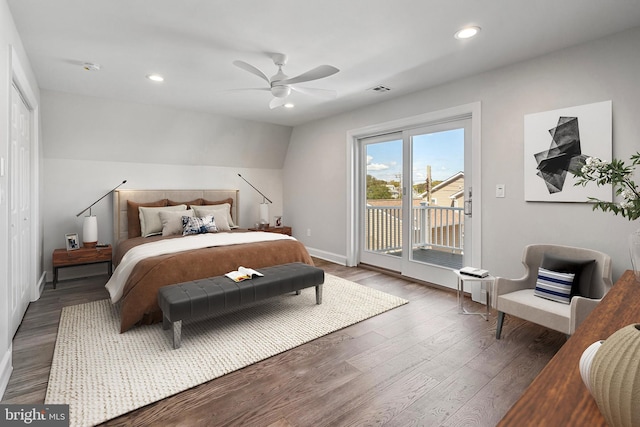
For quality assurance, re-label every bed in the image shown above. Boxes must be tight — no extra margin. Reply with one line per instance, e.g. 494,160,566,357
109,189,314,332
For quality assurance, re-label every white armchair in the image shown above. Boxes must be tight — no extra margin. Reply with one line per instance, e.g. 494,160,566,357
495,244,612,339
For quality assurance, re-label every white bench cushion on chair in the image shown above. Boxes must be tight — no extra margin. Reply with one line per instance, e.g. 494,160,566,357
498,289,571,335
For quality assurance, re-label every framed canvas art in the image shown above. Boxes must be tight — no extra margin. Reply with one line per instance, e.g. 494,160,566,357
524,100,612,202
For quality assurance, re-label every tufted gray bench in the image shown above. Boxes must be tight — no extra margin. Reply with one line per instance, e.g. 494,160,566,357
157,262,325,349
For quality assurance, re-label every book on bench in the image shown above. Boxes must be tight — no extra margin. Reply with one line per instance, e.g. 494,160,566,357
459,266,489,278
225,266,264,282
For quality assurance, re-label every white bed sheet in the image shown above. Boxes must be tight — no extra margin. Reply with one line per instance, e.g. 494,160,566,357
106,232,294,303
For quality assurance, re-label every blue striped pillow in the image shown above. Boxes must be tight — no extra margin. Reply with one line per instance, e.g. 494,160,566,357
534,267,575,304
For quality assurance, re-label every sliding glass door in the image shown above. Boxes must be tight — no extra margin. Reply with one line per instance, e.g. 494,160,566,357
361,133,404,271
359,118,472,287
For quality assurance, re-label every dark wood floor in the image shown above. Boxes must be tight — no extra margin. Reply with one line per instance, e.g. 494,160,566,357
2,259,565,426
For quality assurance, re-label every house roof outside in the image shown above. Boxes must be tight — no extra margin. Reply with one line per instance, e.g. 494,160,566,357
430,171,464,193
419,171,464,207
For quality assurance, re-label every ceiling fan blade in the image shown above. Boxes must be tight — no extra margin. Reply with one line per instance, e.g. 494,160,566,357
269,97,287,109
278,65,339,85
224,88,271,93
233,60,270,84
290,86,337,99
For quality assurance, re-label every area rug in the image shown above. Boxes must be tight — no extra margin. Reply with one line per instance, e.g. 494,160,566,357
45,274,408,427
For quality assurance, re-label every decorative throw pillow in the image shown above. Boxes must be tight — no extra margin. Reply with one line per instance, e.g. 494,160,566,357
139,204,187,237
202,197,233,208
193,203,235,228
202,198,235,225
159,209,195,236
167,198,203,208
541,254,596,297
127,199,168,238
182,215,217,235
534,267,575,304
202,210,230,231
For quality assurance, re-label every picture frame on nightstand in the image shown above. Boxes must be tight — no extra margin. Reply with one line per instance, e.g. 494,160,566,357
65,233,79,251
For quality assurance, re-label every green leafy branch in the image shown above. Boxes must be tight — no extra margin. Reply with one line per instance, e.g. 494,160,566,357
572,152,640,221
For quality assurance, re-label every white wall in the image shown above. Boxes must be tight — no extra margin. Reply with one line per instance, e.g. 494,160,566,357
41,90,292,280
0,0,41,400
42,90,292,168
285,26,640,282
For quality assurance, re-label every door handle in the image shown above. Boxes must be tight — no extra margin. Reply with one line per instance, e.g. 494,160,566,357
464,187,472,217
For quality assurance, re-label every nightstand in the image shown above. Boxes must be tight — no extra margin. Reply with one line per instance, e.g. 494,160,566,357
52,245,113,289
248,226,292,236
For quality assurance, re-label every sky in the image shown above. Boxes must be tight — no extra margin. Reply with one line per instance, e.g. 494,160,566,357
366,128,464,184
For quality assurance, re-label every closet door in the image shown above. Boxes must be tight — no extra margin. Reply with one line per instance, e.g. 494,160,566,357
9,83,32,337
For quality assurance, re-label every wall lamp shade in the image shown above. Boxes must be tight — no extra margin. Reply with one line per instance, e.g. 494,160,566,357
238,174,272,225
76,180,127,247
82,216,98,247
259,203,269,224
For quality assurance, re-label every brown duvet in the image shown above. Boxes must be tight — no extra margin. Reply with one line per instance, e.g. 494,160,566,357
115,233,314,332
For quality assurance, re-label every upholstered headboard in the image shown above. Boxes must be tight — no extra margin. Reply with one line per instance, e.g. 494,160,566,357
113,189,239,244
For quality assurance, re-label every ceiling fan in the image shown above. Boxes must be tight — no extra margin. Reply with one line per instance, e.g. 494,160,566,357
232,53,339,109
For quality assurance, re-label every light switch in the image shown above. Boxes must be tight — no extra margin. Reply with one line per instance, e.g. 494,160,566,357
496,184,505,198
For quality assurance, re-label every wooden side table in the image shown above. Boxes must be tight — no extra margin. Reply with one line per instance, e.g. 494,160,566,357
52,245,113,289
248,226,292,236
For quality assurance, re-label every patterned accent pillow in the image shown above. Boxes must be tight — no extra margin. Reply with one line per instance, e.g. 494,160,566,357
182,215,217,235
533,267,575,304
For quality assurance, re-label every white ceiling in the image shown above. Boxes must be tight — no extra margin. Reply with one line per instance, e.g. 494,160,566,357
8,0,640,127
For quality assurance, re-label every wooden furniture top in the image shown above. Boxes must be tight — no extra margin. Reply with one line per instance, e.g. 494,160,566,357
498,270,640,426
248,226,292,236
52,245,112,267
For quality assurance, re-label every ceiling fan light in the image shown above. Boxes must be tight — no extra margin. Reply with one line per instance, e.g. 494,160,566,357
284,103,295,108
271,85,291,98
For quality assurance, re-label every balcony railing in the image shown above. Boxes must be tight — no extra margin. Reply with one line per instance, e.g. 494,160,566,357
365,204,464,254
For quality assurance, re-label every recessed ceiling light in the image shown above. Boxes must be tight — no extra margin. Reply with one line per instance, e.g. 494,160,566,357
284,103,295,108
146,74,164,82
455,26,481,40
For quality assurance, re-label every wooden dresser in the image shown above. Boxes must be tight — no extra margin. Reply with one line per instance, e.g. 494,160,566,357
498,270,639,426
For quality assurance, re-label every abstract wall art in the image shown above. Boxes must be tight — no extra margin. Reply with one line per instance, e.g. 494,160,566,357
524,100,612,202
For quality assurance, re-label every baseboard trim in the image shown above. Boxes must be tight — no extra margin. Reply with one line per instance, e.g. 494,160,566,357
0,345,13,401
306,247,347,266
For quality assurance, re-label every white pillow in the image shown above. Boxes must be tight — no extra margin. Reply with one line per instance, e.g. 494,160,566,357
193,203,235,229
207,211,231,231
139,204,187,237
159,209,194,236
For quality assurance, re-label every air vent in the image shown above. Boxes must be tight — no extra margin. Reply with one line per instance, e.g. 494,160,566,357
370,85,391,93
